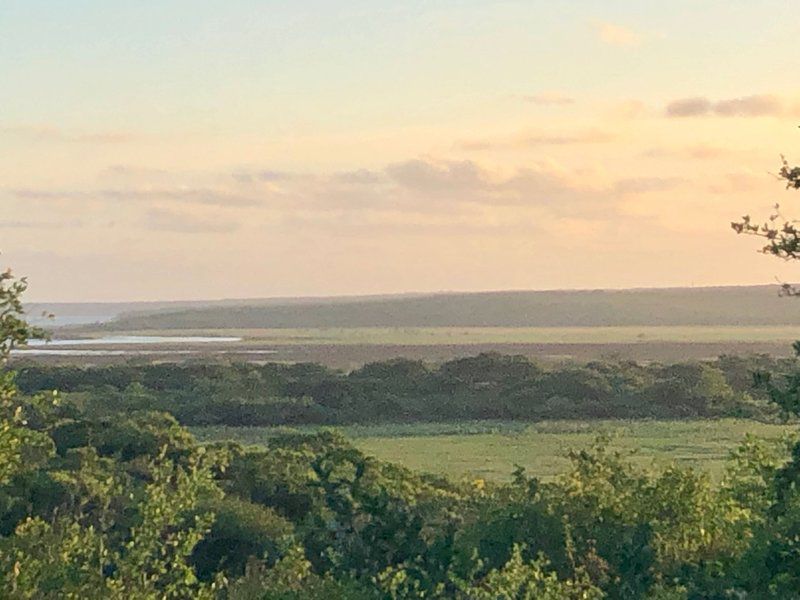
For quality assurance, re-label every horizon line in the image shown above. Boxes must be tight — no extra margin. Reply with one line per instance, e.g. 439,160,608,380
25,282,790,307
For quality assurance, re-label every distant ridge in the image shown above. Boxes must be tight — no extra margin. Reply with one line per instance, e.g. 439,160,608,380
25,292,433,327
55,285,800,330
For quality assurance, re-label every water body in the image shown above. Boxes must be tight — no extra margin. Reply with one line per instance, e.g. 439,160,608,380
18,349,203,356
27,335,242,346
14,335,253,356
15,349,277,356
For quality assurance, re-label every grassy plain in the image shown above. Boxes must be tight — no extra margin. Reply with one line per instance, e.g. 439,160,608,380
192,419,797,482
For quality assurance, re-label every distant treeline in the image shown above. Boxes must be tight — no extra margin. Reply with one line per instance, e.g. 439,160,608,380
99,286,800,330
15,353,793,426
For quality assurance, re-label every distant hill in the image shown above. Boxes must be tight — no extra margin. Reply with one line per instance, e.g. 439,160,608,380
26,293,428,328
82,285,800,330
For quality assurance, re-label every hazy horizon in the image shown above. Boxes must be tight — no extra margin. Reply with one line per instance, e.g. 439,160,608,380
23,281,791,306
6,6,800,596
4,1,800,302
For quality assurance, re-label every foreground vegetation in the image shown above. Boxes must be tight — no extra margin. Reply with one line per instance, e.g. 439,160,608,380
5,277,800,597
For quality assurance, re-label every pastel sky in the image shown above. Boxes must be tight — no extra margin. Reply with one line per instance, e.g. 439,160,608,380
2,1,800,301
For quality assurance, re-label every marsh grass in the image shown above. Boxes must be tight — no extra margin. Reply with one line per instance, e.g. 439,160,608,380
192,418,796,482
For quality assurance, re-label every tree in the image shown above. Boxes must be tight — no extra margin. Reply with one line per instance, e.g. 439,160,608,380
0,269,50,486
732,155,800,295
0,264,222,598
732,153,800,418
730,151,800,595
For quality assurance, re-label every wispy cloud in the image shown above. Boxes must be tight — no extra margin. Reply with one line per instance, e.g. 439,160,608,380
232,170,297,183
9,187,260,208
143,208,239,233
641,144,750,160
705,171,765,194
609,100,649,119
594,21,644,47
523,92,575,106
612,177,684,194
385,159,490,193
7,154,688,241
456,129,614,151
665,94,794,118
0,219,84,229
231,158,621,218
98,165,171,183
333,169,385,185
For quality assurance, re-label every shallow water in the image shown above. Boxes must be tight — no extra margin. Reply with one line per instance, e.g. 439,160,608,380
14,349,277,356
17,349,200,356
14,335,250,356
27,335,242,346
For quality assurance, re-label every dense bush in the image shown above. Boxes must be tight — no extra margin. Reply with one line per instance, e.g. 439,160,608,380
14,352,790,428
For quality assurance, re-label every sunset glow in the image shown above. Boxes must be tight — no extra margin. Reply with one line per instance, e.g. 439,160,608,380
3,1,799,300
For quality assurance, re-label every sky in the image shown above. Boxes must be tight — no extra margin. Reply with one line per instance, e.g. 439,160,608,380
2,1,800,302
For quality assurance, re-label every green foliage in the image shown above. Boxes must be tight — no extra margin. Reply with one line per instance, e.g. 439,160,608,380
16,352,781,428
0,270,51,487
8,254,800,598
733,155,800,264
0,268,46,357
105,451,219,598
191,495,295,580
0,516,108,598
0,453,219,599
456,545,603,600
0,264,221,598
227,546,377,600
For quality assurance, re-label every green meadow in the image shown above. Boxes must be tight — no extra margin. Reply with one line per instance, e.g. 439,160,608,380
192,418,796,482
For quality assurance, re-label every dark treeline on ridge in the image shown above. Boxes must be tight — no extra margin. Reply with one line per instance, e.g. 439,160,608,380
98,285,800,330
15,353,792,427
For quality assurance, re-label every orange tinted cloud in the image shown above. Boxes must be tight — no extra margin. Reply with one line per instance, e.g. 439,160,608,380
594,22,643,47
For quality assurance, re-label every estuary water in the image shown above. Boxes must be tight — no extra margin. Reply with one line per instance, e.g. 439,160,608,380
26,335,242,346
14,335,251,356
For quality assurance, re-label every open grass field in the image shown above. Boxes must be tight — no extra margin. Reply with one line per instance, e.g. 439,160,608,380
191,419,797,482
